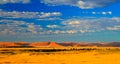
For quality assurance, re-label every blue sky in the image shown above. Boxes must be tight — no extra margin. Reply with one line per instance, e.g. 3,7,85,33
0,0,120,42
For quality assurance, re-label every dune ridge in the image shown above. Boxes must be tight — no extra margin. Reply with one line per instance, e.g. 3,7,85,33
0,41,120,48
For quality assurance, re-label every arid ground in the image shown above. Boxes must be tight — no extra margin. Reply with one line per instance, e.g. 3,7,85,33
0,48,120,64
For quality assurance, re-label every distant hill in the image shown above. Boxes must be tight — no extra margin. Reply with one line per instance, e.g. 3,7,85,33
0,42,19,48
15,42,29,46
0,41,120,48
107,42,120,47
59,42,79,47
0,42,32,48
59,42,120,47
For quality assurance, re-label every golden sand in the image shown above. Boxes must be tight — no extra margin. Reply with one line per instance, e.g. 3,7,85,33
0,48,120,64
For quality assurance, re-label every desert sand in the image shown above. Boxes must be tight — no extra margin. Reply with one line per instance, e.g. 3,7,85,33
0,48,120,64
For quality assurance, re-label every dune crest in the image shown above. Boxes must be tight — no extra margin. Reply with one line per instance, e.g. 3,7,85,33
29,42,64,48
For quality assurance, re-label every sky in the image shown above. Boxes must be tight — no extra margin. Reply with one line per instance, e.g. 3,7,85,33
0,0,120,42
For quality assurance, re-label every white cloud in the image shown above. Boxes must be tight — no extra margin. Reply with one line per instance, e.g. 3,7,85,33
37,17,62,21
59,31,66,34
41,0,119,9
106,27,120,30
54,30,60,34
108,11,112,15
0,10,62,20
79,30,95,33
53,30,77,34
111,17,120,22
91,11,112,15
102,12,107,15
61,17,120,33
27,25,37,34
0,0,30,4
92,12,96,14
66,30,77,34
0,20,43,35
1,17,120,36
77,0,97,9
40,12,61,18
46,25,58,28
67,20,80,25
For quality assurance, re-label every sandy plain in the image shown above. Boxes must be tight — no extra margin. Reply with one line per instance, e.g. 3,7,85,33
0,48,120,64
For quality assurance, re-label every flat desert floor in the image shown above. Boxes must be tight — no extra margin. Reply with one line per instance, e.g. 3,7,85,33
0,48,120,64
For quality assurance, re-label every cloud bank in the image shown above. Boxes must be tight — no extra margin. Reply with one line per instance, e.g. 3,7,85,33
0,20,42,35
0,10,61,20
41,0,119,9
0,17,120,36
0,0,30,4
62,17,120,32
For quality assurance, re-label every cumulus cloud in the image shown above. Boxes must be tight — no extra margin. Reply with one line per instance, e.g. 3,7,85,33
0,0,30,4
0,20,62,36
40,0,119,9
0,20,43,35
40,12,61,18
61,17,120,33
51,30,77,34
92,12,96,14
108,11,112,15
1,17,120,36
34,17,120,35
0,10,62,20
106,26,120,30
46,25,59,28
91,11,112,15
111,17,120,22
66,20,80,25
102,12,107,15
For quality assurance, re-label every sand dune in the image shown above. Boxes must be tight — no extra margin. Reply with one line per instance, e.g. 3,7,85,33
0,41,120,48
48,42,64,47
29,42,64,48
15,42,29,45
0,42,19,47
